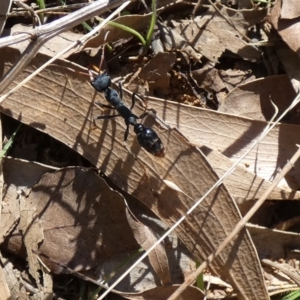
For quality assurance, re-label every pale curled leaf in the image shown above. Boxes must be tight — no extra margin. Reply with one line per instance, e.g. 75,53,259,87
125,207,171,285
0,48,268,299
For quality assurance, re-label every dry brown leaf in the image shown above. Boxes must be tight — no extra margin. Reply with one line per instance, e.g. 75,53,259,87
219,67,255,92
211,3,267,30
125,208,171,285
138,52,176,95
5,167,138,273
235,0,253,9
273,39,300,92
0,158,56,244
175,19,260,63
172,4,265,63
218,75,298,121
19,193,44,283
159,24,202,61
0,48,268,299
247,224,300,260
145,97,300,191
3,159,194,293
201,146,300,202
93,226,196,293
270,0,300,57
191,62,226,93
281,0,300,19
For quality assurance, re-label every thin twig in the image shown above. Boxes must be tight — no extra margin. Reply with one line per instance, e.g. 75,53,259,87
14,1,41,27
8,3,89,17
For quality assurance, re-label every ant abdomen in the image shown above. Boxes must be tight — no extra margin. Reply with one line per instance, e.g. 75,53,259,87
134,124,165,157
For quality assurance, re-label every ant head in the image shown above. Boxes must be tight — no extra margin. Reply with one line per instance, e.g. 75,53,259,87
89,71,111,93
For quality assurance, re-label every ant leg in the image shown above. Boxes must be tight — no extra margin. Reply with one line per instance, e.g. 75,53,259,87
130,93,136,110
95,102,114,109
139,112,149,120
94,114,119,120
124,125,130,141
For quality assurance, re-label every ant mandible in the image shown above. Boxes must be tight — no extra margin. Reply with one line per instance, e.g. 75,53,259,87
89,50,165,158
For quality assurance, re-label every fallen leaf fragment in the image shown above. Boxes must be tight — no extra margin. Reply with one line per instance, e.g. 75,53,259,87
5,167,138,273
1,157,57,244
126,207,171,285
270,0,300,56
281,0,300,19
172,4,265,63
138,52,176,95
247,224,300,260
191,62,226,93
219,75,298,121
159,24,202,61
19,193,44,283
219,67,255,92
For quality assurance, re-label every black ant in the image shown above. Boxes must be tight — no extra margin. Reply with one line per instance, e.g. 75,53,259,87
89,59,165,157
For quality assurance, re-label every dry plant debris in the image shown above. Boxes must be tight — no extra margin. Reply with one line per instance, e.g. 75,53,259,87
1,0,300,300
